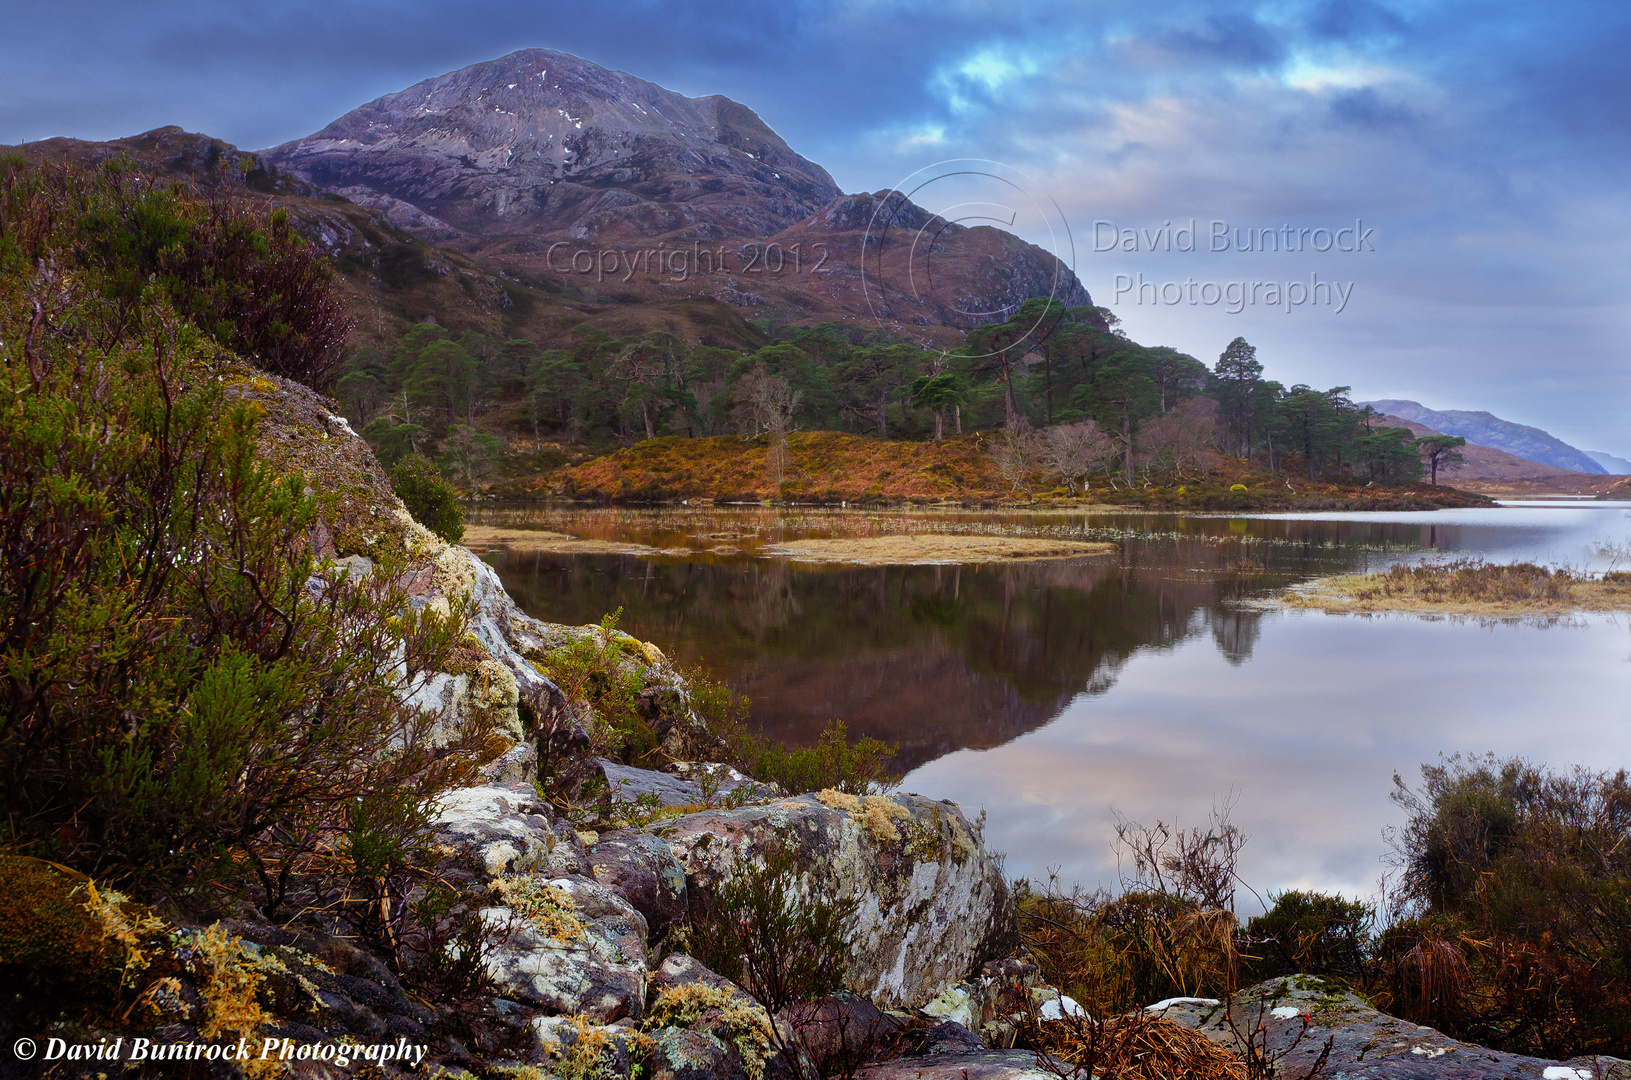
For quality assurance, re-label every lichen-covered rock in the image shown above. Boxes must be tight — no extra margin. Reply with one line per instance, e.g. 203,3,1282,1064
524,623,727,761
591,827,690,933
645,1027,745,1080
532,1015,640,1078
481,875,649,1022
431,783,588,880
649,953,758,1006
1155,975,1631,1080
652,791,1015,1010
922,957,1039,1048
855,1050,1059,1080
580,759,778,811
474,739,539,786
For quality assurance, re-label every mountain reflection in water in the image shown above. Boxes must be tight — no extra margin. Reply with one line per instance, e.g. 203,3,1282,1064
481,506,1399,772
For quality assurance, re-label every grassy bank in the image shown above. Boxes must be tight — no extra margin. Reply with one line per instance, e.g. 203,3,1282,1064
489,431,1495,511
1283,559,1631,615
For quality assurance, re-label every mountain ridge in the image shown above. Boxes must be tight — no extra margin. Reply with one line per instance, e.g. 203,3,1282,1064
260,48,1091,334
1361,398,1606,475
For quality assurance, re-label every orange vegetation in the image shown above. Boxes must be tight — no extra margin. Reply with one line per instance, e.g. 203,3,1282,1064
492,431,1495,511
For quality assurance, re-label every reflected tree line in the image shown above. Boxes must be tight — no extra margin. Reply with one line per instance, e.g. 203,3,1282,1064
491,542,1302,771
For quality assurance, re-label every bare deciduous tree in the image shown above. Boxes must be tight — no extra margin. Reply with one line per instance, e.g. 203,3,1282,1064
1042,420,1118,495
1137,397,1219,481
992,417,1045,493
733,362,803,486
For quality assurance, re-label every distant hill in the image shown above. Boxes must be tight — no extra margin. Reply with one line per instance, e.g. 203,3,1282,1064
1586,451,1631,475
1376,415,1581,482
1361,399,1606,474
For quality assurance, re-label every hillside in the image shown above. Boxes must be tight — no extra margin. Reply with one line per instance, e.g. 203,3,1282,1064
1364,398,1606,474
1377,414,1583,482
494,431,1492,511
1587,451,1631,475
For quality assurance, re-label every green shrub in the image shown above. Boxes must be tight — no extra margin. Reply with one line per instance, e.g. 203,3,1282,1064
533,610,659,770
1244,889,1372,980
391,453,465,543
728,719,898,797
1381,754,1631,1057
0,227,480,913
0,156,350,388
687,845,859,1079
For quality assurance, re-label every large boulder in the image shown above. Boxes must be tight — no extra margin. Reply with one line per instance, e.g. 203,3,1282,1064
651,790,1016,1010
1155,975,1631,1080
585,759,777,809
480,875,650,1023
590,827,690,933
430,783,589,881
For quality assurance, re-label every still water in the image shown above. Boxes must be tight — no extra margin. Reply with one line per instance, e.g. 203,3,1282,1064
476,501,1631,907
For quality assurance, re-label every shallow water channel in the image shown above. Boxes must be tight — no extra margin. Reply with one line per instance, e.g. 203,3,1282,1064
474,501,1631,907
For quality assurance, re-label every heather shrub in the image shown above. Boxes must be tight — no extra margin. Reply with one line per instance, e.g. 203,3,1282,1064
0,155,351,388
391,452,466,543
0,178,481,915
1377,754,1631,1057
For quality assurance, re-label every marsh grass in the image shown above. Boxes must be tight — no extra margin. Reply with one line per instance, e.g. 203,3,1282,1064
1284,558,1631,615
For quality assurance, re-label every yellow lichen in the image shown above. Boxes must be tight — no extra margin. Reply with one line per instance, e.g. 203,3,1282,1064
492,877,586,943
78,881,167,990
816,789,861,813
541,1016,642,1080
860,796,913,844
644,983,772,1080
191,923,309,1079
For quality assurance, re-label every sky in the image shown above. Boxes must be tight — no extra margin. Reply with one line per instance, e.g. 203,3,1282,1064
5,1,1628,455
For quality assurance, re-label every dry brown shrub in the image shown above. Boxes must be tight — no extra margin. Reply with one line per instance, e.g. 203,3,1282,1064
1027,1011,1245,1080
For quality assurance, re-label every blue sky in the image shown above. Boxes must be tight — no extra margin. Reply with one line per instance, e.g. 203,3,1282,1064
6,1,1628,455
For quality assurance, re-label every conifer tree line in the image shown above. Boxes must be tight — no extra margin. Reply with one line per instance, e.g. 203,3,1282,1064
340,292,1449,487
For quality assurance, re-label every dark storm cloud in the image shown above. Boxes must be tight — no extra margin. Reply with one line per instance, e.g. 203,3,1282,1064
3,0,1628,453
1146,12,1286,67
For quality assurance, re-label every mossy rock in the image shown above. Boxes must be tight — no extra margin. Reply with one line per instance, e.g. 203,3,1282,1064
0,855,127,1027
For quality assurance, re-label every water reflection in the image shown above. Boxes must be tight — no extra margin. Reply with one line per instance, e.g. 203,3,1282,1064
482,503,1631,773
491,546,1290,770
479,502,1631,896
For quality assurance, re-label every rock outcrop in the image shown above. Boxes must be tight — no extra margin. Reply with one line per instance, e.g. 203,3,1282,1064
1156,975,1631,1080
654,789,1016,1009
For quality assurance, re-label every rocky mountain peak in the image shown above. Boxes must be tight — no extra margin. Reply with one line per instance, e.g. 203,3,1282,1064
264,48,841,242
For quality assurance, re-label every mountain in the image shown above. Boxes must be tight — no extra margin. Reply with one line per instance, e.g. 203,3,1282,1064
1586,451,1631,475
265,49,842,244
263,49,1089,335
1377,415,1581,481
1361,399,1606,474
